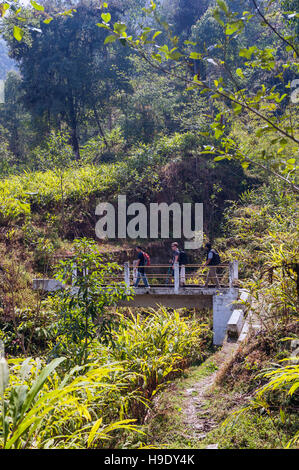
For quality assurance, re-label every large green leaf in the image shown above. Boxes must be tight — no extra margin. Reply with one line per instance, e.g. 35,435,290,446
0,3,10,17
0,358,9,397
13,25,24,42
104,35,117,45
20,357,65,418
101,12,111,24
30,0,44,11
225,20,244,35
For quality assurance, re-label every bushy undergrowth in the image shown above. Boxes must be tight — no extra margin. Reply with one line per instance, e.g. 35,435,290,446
0,130,248,245
0,356,141,449
213,178,299,448
0,163,123,223
221,179,298,278
0,132,199,224
0,306,211,449
141,179,298,450
106,308,211,402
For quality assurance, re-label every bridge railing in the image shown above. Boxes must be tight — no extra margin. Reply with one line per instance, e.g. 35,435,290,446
33,259,239,293
124,261,239,292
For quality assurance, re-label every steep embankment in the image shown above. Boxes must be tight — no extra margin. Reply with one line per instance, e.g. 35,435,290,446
142,339,241,449
140,181,299,450
0,132,253,280
143,325,298,449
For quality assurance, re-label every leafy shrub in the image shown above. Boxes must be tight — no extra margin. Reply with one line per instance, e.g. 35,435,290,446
223,354,299,449
108,307,211,404
48,238,133,366
0,355,140,449
0,304,212,448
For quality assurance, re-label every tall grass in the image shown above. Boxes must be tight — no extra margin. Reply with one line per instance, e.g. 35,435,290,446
0,356,141,449
0,163,124,222
104,307,212,419
0,131,202,224
1,307,212,448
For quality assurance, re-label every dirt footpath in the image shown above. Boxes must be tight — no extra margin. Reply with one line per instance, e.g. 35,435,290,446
182,341,238,445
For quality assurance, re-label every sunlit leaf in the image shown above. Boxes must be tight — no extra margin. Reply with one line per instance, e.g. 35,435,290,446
13,25,24,42
101,12,111,23
30,0,44,11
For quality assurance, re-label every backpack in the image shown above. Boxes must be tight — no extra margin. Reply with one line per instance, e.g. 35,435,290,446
143,252,151,266
178,250,188,265
209,249,220,266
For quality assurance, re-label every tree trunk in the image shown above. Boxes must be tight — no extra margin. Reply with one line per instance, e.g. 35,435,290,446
93,105,108,147
68,91,80,159
71,127,80,160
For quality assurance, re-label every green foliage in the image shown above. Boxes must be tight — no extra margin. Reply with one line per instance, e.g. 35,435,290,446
80,127,126,164
0,162,121,223
218,176,299,448
35,130,74,234
0,247,54,356
0,71,36,166
0,355,140,449
223,178,298,279
0,124,14,176
36,130,73,173
109,307,211,401
0,1,298,450
98,0,298,189
161,0,210,38
49,238,134,366
222,356,299,448
0,38,15,79
3,3,132,158
0,128,249,241
0,303,211,448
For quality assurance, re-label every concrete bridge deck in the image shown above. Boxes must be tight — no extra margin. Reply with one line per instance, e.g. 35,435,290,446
33,281,240,346
33,261,241,345
119,286,231,309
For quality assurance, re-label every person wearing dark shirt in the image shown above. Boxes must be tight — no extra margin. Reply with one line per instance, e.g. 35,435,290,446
204,243,220,288
134,246,150,288
166,242,180,283
170,242,180,267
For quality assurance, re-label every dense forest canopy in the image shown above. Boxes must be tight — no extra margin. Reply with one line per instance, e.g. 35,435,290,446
0,0,298,451
0,0,297,177
0,2,297,237
0,38,16,79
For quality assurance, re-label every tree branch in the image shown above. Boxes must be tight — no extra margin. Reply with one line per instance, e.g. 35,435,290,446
252,0,299,56
132,44,299,145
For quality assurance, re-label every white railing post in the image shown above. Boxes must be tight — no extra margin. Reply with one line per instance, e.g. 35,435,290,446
174,262,180,294
233,260,238,284
71,263,77,284
180,265,186,286
229,262,233,288
82,263,88,278
229,260,238,288
124,262,130,291
133,260,138,286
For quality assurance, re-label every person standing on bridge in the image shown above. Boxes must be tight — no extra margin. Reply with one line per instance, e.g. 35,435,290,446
165,242,179,285
167,242,187,286
133,246,150,288
170,242,180,269
204,243,221,288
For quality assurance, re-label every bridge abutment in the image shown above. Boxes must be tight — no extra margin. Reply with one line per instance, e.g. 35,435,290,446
213,289,239,345
33,260,241,346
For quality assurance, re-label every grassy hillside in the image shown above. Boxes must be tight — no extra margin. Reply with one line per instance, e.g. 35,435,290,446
0,131,252,277
0,0,298,451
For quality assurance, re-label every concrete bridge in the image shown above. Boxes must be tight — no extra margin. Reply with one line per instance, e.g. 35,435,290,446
33,260,249,345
